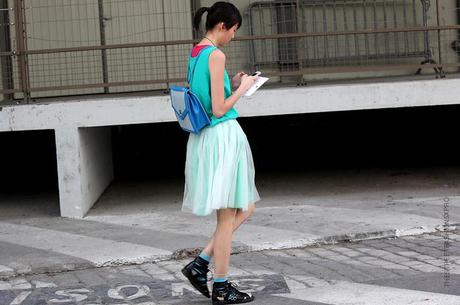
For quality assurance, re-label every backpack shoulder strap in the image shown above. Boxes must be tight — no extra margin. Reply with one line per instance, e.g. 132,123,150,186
187,45,217,84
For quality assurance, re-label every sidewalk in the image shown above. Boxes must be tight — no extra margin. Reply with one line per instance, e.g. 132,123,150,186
1,230,459,304
0,167,459,279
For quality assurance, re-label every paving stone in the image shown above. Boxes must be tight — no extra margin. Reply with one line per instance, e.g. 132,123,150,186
73,269,108,287
1,232,459,304
140,263,176,281
117,265,152,279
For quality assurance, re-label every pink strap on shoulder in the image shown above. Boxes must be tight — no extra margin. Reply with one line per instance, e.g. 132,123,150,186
191,45,211,57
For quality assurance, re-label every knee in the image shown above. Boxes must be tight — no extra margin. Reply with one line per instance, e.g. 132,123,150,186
217,208,238,226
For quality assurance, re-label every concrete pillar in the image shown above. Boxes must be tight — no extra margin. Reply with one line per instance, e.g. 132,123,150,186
55,126,114,218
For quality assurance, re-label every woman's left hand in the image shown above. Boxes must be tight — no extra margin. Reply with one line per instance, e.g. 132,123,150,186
231,71,246,91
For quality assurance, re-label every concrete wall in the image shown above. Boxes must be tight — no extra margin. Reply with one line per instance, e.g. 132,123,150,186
55,126,113,218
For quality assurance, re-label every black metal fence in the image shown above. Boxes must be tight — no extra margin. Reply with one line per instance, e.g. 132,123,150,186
0,0,459,104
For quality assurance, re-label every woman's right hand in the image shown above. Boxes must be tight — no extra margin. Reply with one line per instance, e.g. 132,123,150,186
237,74,258,95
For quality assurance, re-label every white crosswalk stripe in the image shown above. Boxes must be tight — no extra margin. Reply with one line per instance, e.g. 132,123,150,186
0,222,172,266
274,277,460,305
0,264,14,276
84,212,319,250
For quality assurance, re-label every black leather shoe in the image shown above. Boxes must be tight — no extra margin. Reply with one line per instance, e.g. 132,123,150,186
181,256,210,298
212,281,254,304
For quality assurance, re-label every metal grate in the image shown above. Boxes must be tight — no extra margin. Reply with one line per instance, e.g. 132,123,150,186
1,0,196,102
1,0,460,103
0,2,14,101
247,0,437,74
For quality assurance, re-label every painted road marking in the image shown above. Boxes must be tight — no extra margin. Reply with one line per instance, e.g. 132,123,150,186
1,273,459,305
84,212,319,250
0,222,172,266
0,265,14,276
274,277,460,305
0,274,287,304
10,291,32,305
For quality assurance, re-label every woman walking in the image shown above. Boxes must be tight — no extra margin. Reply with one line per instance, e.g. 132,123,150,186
180,2,261,304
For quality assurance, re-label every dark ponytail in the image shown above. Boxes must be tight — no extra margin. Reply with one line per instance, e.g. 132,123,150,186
193,7,209,31
192,2,242,32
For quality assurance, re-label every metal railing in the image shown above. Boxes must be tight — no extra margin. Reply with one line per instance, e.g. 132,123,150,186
0,0,459,104
247,0,443,78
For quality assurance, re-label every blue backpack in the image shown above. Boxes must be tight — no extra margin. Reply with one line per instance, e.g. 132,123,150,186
170,46,212,134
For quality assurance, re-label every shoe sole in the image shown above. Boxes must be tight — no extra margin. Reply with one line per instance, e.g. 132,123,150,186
181,267,210,298
212,295,255,305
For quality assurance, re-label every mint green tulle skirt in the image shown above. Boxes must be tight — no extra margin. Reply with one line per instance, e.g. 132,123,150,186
182,119,261,216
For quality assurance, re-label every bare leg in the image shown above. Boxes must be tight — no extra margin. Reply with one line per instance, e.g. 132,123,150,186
202,203,255,257
213,208,238,278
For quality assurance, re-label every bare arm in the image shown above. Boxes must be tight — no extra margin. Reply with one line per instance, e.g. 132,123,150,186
209,50,256,118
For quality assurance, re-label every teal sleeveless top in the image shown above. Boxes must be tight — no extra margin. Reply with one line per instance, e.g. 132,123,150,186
188,46,239,127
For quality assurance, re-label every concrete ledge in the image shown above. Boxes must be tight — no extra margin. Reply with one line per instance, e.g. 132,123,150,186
1,77,459,218
1,77,460,132
242,78,460,116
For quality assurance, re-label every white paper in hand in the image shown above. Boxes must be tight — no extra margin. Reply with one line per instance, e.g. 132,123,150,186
244,76,269,97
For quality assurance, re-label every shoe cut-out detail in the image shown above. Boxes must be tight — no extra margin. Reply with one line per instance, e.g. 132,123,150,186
212,281,255,304
181,257,211,298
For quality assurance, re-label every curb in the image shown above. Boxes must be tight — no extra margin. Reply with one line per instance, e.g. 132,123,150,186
1,225,457,280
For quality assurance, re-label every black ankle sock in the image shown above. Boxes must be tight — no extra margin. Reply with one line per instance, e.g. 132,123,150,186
213,280,228,288
195,256,209,266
